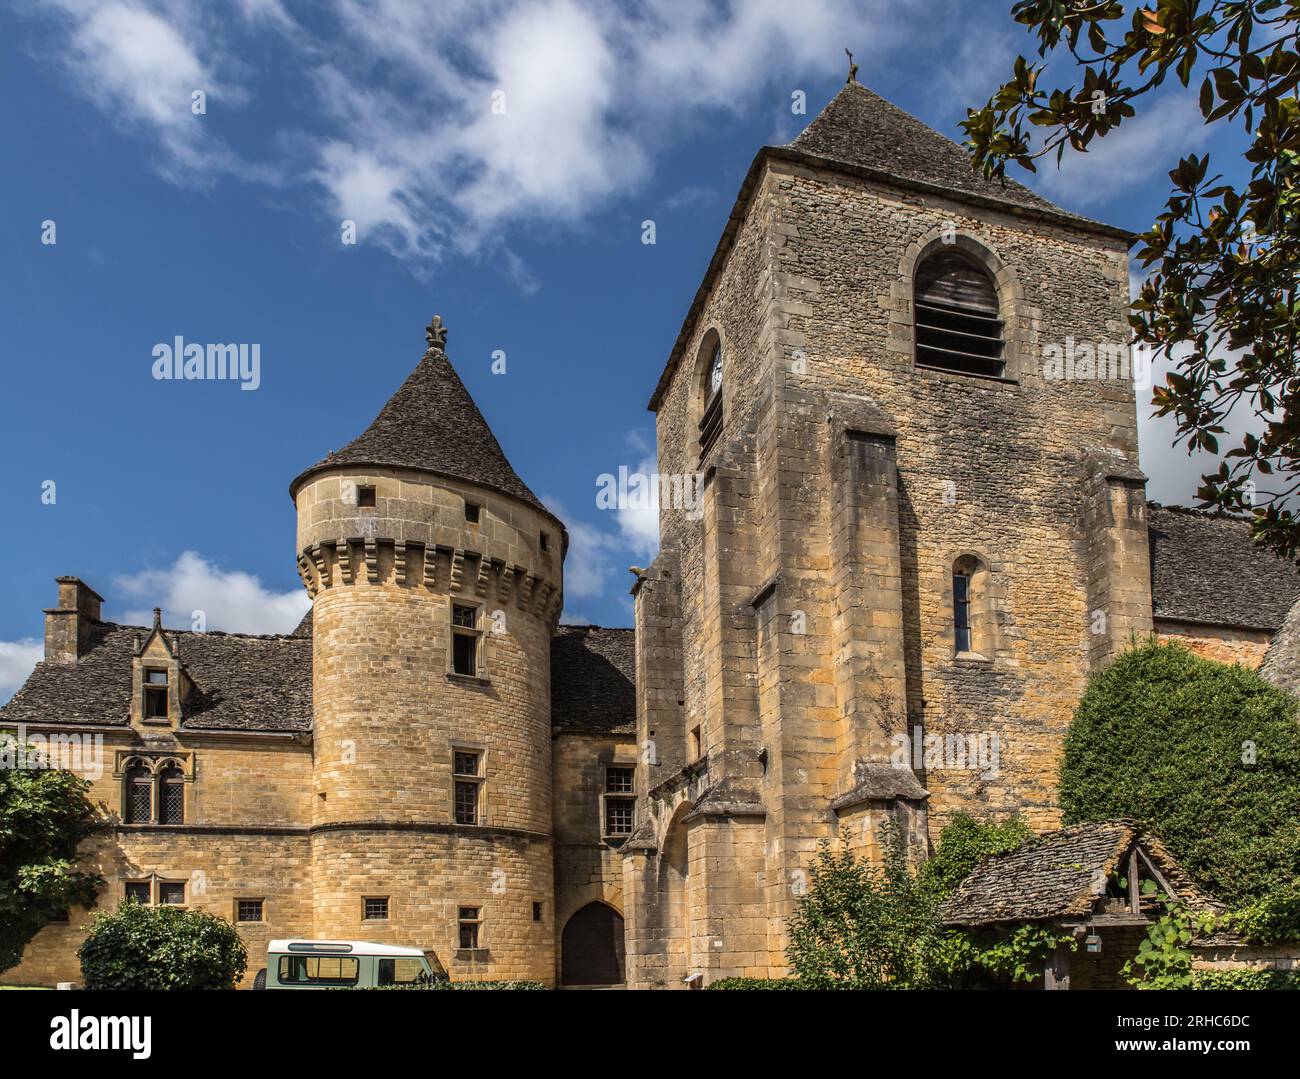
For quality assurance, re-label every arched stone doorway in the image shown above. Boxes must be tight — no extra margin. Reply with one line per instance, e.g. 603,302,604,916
561,902,625,986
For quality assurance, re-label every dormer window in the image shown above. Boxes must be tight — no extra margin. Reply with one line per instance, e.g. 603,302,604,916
914,250,1004,377
143,669,169,720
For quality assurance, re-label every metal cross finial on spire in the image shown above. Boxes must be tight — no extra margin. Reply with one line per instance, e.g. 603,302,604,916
845,47,858,85
425,314,448,351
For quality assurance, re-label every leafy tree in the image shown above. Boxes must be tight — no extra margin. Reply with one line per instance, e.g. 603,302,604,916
785,814,1044,988
963,2,1300,559
1059,639,1300,905
0,745,102,973
78,901,247,990
786,824,945,988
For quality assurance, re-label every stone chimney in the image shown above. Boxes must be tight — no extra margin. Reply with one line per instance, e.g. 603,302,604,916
43,577,105,664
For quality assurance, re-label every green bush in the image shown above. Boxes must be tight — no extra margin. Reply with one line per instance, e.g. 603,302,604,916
1060,640,1300,905
362,979,546,990
706,977,807,990
1231,887,1300,945
1192,969,1300,990
786,824,946,989
78,902,247,990
917,813,1033,901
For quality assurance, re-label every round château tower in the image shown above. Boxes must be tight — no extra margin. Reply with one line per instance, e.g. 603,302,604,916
289,315,565,983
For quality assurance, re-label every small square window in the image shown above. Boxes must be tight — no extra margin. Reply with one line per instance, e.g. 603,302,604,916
454,751,481,777
237,899,264,923
363,896,389,920
605,766,634,794
605,798,634,836
357,485,376,507
145,669,168,685
465,502,481,523
452,604,477,629
159,882,185,906
124,881,151,904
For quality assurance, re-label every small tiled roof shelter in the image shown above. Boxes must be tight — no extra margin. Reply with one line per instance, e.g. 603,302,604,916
939,821,1223,989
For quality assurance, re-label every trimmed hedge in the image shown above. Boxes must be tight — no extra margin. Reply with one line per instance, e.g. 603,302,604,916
706,977,808,990
364,979,546,990
1059,641,1300,906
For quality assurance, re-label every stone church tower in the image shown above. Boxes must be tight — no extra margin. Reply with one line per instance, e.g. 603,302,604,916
622,80,1149,986
290,319,566,982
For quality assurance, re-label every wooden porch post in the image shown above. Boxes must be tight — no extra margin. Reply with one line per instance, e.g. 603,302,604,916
1044,941,1071,990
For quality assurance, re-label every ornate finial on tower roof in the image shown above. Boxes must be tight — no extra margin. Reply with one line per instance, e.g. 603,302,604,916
152,607,163,630
425,314,448,351
844,47,858,85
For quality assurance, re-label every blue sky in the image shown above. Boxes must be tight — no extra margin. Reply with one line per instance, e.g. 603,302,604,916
0,0,1252,700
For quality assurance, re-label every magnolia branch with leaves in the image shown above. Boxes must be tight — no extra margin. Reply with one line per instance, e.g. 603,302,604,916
963,0,1300,558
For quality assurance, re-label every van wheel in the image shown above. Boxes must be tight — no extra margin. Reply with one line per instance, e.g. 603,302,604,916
252,968,267,990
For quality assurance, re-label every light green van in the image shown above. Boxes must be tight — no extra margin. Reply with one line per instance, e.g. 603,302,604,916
255,940,447,990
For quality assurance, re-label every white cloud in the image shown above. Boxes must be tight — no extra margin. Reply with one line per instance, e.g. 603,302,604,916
0,639,43,706
21,0,917,268
1035,93,1210,208
614,455,662,559
35,0,269,183
114,550,309,634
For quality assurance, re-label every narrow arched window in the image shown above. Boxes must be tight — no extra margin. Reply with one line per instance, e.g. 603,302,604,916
698,335,724,460
952,554,992,659
160,764,185,825
914,250,1004,377
124,763,152,824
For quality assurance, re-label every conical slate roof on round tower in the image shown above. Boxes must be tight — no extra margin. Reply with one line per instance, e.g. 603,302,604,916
291,319,547,515
788,80,1098,225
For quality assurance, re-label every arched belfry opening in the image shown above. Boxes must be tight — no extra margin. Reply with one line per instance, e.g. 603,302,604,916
560,903,625,986
913,248,1004,377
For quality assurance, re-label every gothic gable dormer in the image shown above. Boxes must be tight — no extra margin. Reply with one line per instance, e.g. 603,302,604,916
130,608,189,728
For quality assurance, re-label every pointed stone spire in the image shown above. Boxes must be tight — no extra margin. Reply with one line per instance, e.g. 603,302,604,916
291,316,545,512
788,81,1072,218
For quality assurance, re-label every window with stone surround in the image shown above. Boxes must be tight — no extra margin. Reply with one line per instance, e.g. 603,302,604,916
952,553,992,660
122,757,187,825
453,749,483,824
697,332,724,462
450,603,481,677
363,896,389,920
158,881,186,906
160,764,184,825
236,898,265,922
143,668,169,721
914,249,1004,377
124,881,151,905
458,906,481,949
124,763,152,823
356,484,376,507
602,765,635,838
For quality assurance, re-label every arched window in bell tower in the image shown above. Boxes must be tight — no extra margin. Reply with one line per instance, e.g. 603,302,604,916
914,249,1004,377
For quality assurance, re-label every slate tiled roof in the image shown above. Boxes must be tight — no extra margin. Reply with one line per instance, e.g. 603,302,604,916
290,343,548,516
939,820,1220,927
789,82,1092,223
0,621,312,732
550,625,636,735
1148,503,1300,631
